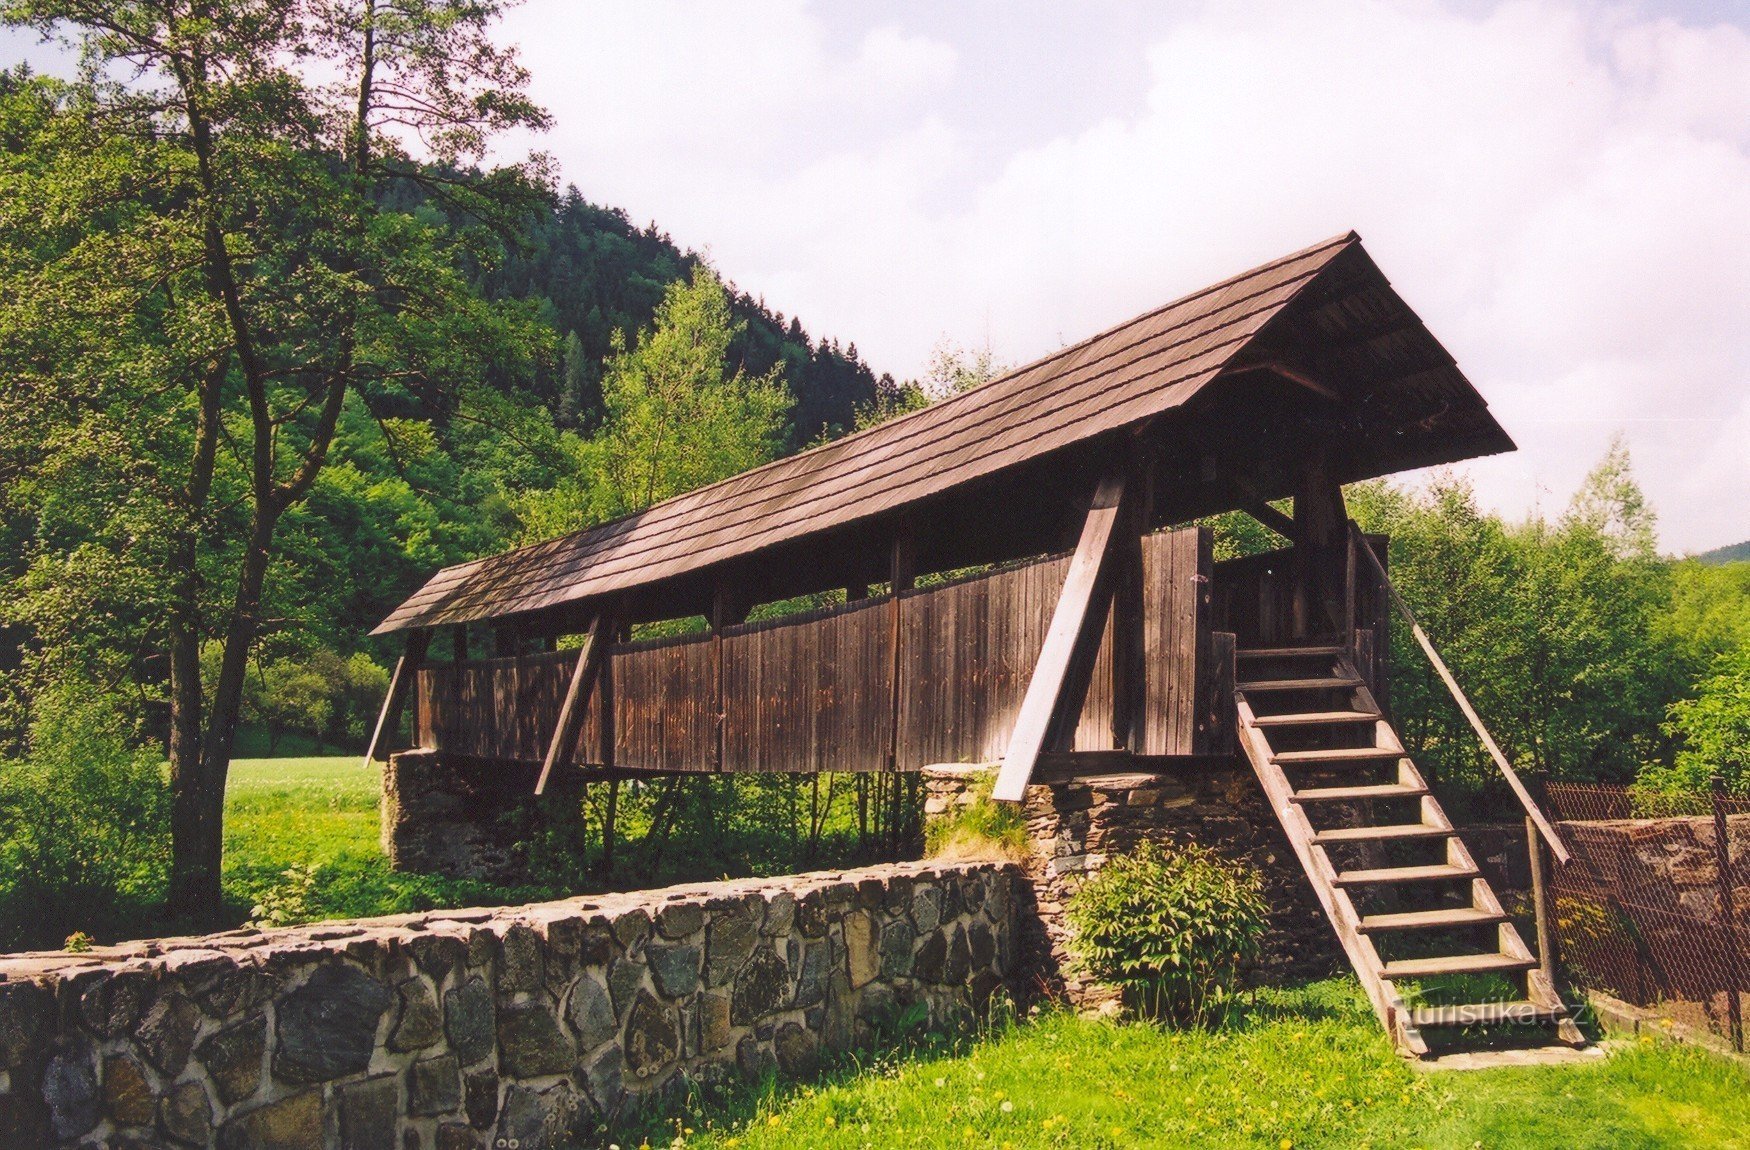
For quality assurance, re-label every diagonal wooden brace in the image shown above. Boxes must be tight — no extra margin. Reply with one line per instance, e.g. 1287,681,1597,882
535,615,606,796
363,630,431,768
993,470,1129,802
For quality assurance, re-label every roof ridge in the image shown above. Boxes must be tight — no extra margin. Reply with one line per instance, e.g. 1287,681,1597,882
400,232,1360,590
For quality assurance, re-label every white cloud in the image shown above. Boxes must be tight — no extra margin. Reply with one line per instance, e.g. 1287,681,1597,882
495,0,1746,551
19,3,1737,549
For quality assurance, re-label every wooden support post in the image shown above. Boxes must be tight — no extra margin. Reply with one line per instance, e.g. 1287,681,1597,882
598,778,620,878
711,584,748,773
597,622,617,770
1291,456,1347,639
1110,452,1153,752
1528,813,1559,990
363,630,431,767
994,471,1127,802
1713,775,1744,1052
534,615,606,796
886,520,917,854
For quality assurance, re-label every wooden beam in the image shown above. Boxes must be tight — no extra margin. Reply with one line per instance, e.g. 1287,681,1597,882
1110,453,1153,752
1224,360,1343,402
1244,502,1298,541
994,471,1128,802
534,615,606,796
363,630,431,767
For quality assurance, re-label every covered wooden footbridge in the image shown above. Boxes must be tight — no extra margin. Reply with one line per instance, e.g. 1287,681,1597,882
369,232,1582,1059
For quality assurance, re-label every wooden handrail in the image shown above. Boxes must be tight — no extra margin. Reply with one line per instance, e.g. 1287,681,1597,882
1347,522,1571,864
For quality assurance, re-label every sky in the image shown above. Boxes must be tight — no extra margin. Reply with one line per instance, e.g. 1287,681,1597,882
5,1,1747,553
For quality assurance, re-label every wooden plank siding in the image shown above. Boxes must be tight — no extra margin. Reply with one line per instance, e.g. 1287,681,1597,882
413,526,1215,776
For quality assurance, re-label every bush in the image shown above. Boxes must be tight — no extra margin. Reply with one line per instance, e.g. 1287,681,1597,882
1065,842,1267,1025
0,683,171,949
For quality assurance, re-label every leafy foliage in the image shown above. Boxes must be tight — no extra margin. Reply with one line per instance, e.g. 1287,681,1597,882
1065,842,1268,1024
1338,445,1692,797
0,681,170,949
1644,646,1750,795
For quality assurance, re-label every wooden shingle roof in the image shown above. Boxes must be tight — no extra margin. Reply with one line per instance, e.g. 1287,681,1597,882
376,232,1507,634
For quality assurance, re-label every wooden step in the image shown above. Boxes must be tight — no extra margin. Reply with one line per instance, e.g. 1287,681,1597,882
1409,1000,1568,1028
1381,953,1538,980
1237,676,1363,693
1334,863,1479,886
1271,746,1403,765
1292,783,1427,803
1236,645,1346,659
1312,823,1453,844
1251,710,1379,728
1359,907,1507,933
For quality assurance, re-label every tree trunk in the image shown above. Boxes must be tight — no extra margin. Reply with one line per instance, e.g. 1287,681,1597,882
167,514,276,924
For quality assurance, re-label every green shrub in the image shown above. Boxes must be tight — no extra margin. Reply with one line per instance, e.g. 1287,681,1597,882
924,768,1028,859
0,683,171,949
1065,841,1267,1025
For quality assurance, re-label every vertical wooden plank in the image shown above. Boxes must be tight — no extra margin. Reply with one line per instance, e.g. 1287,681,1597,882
1366,533,1392,722
1188,526,1213,755
887,524,916,771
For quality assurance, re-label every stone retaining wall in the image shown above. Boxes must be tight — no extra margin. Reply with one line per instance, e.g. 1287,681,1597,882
925,762,1343,1012
0,861,1016,1149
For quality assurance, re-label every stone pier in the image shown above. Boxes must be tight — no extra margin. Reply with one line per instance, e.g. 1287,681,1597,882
924,762,1342,1012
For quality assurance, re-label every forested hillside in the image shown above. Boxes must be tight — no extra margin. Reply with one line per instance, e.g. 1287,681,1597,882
462,186,889,447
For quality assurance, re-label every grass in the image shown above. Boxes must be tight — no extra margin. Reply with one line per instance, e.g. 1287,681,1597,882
626,981,1750,1150
220,755,559,926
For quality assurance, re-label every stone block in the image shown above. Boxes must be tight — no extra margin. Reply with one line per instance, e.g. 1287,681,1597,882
136,990,202,1077
705,910,758,987
408,1053,462,1117
843,910,879,989
198,1016,266,1106
102,1052,155,1128
730,946,790,1025
607,957,646,1018
567,974,617,1051
498,1082,584,1150
390,976,443,1053
698,993,732,1053
761,892,796,937
647,943,701,998
655,903,703,940
42,1039,98,1142
218,1089,318,1150
496,999,572,1079
273,964,393,1084
339,1074,399,1150
498,923,546,993
910,886,941,934
444,977,497,1068
773,1021,818,1077
624,990,680,1080
463,1068,499,1129
879,920,915,979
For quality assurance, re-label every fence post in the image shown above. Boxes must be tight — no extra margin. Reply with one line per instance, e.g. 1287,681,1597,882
1528,812,1559,988
1712,775,1744,1052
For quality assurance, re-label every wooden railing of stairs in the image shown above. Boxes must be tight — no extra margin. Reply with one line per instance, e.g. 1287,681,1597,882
1234,526,1585,1060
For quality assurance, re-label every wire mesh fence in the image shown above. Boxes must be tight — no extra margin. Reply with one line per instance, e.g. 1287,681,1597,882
1537,781,1749,1051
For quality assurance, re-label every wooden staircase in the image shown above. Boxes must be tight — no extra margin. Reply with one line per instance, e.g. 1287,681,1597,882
1234,643,1585,1059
